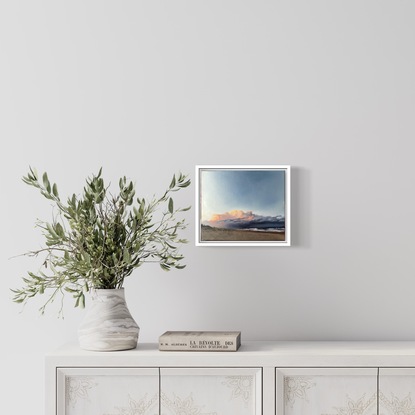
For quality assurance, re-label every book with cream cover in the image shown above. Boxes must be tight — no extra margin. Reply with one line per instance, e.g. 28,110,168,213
159,331,241,351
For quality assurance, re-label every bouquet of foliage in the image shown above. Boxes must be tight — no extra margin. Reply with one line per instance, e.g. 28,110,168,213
12,167,190,315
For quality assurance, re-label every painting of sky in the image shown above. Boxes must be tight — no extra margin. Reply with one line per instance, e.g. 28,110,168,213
200,168,286,232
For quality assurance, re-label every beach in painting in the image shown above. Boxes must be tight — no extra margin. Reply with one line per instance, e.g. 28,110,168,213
201,225,286,242
199,168,286,243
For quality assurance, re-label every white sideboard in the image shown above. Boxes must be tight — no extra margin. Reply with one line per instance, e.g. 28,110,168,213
46,341,415,415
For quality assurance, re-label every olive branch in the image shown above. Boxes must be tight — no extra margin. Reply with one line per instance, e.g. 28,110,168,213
12,167,191,315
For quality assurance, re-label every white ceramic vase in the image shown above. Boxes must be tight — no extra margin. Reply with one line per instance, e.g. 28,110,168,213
78,288,139,351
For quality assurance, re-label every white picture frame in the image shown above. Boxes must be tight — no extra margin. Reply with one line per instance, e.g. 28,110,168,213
195,165,291,246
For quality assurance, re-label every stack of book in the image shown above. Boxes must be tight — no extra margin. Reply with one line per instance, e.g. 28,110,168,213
159,331,241,352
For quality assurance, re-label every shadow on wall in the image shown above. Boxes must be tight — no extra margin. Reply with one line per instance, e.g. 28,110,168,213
290,167,311,249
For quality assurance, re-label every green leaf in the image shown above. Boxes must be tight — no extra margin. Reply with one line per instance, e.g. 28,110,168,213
42,172,51,193
79,293,85,308
40,190,54,200
168,198,174,214
55,223,64,237
165,241,177,249
123,248,131,264
169,175,176,189
178,179,191,188
46,223,58,238
52,183,59,198
175,264,186,269
29,166,38,180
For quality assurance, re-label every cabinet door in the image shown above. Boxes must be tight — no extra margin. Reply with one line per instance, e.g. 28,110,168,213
160,368,261,415
57,368,159,415
379,368,415,415
276,368,378,415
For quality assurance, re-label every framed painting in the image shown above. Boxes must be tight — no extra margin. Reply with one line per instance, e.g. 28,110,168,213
195,165,291,246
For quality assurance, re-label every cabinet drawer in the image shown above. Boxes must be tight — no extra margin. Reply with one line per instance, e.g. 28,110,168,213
276,368,378,415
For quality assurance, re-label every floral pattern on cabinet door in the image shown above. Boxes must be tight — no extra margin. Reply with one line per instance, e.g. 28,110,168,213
222,376,254,407
325,394,377,415
282,374,377,415
379,392,415,415
106,392,219,415
161,369,260,415
378,370,415,415
284,377,316,407
66,376,98,407
63,369,259,415
161,392,217,415
64,374,159,415
104,393,159,415
64,377,217,415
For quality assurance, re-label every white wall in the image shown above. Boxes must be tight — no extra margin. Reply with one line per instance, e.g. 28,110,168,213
1,0,415,412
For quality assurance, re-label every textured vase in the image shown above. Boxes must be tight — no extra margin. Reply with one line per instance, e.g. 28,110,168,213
78,288,139,351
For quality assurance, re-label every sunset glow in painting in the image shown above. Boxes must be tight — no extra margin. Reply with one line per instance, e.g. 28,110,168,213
196,165,291,246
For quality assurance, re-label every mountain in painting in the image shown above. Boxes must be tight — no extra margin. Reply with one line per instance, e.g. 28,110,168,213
203,209,285,232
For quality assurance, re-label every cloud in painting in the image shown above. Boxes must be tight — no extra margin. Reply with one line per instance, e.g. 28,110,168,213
210,210,255,222
203,210,285,231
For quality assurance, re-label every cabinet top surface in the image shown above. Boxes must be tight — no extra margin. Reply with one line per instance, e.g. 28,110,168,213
48,341,415,356
46,341,415,367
